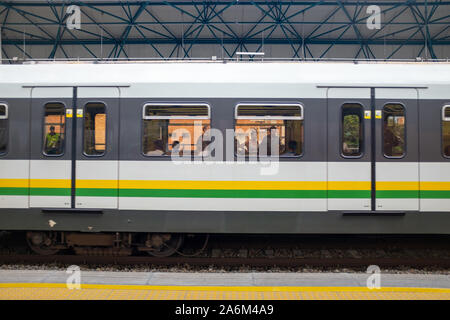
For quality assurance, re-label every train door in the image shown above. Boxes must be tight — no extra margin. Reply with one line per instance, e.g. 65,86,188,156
30,87,120,209
375,88,419,211
75,87,120,209
327,88,372,211
30,87,73,208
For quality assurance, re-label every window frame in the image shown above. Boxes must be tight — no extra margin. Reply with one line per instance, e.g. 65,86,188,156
340,102,365,159
82,101,108,158
141,103,211,158
441,105,450,159
235,103,304,121
442,105,450,121
234,103,305,159
142,103,211,120
382,102,407,159
42,102,67,157
0,103,9,156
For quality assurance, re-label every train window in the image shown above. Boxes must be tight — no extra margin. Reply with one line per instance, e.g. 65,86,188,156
43,103,65,156
442,105,450,157
234,104,304,158
0,104,8,155
383,104,405,158
341,104,363,157
0,104,7,119
142,104,211,156
84,103,106,156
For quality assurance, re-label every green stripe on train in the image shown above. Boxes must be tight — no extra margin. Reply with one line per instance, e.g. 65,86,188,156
1,188,449,199
118,189,370,198
0,188,71,196
0,188,29,196
376,190,419,198
376,190,450,198
30,188,71,196
419,190,450,199
2,188,358,198
76,188,118,197
328,190,370,198
118,189,329,198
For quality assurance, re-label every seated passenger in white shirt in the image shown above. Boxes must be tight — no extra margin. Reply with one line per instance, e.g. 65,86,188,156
146,139,165,156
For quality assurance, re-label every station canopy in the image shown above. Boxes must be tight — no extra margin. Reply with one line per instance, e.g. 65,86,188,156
0,0,449,62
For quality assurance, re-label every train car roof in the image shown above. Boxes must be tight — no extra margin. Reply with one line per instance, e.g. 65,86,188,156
1,61,449,99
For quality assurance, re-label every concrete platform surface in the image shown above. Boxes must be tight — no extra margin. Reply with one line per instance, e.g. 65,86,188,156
0,269,449,288
0,270,449,300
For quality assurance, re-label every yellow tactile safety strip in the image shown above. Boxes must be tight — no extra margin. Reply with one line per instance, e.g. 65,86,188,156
0,283,449,300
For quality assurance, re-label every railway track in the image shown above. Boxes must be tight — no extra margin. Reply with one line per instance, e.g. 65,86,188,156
1,254,449,269
1,233,449,269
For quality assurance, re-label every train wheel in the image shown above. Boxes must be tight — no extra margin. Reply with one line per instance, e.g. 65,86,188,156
145,233,184,257
26,232,60,255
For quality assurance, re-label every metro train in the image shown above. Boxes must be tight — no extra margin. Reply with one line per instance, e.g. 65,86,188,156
0,60,449,256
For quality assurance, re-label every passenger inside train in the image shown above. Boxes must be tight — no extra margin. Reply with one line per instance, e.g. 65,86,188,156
44,126,62,155
259,126,279,157
146,140,165,156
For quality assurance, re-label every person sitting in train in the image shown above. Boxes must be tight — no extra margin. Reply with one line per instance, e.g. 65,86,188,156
244,129,258,157
169,140,183,157
146,139,165,156
44,126,61,155
195,125,211,156
282,140,299,156
259,126,279,157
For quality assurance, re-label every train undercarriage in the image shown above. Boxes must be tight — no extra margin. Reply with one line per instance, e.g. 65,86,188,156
25,231,190,257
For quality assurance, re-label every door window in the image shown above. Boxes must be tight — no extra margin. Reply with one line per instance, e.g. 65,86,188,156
383,104,405,158
43,103,65,156
442,105,450,157
0,104,8,155
341,104,364,157
84,103,107,156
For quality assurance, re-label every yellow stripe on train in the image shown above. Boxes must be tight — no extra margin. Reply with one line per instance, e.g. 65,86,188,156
1,179,450,191
118,180,328,190
30,179,71,188
0,179,28,188
376,182,419,190
76,180,118,189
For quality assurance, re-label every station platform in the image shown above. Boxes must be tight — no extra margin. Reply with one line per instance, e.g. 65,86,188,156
0,270,449,300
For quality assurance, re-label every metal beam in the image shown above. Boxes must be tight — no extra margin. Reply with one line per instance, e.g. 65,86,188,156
0,1,448,60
